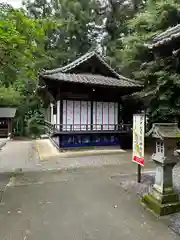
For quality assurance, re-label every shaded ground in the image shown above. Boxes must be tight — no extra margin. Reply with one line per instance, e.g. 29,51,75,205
0,140,154,173
111,163,180,236
0,173,10,202
0,139,179,239
0,167,179,240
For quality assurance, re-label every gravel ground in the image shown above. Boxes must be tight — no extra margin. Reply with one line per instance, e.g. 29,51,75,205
0,173,11,202
111,162,180,236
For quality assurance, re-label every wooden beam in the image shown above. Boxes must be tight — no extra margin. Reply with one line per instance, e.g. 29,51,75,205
90,101,93,131
60,99,63,132
118,102,121,128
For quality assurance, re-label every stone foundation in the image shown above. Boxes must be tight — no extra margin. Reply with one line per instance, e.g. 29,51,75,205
142,193,180,216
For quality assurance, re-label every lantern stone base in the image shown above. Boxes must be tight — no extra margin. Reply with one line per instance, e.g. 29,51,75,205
142,192,180,216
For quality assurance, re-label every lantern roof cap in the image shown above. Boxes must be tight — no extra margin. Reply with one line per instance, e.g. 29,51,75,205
146,123,180,140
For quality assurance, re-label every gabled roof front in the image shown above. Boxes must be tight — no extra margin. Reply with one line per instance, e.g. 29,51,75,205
43,51,119,76
147,24,180,49
40,51,142,88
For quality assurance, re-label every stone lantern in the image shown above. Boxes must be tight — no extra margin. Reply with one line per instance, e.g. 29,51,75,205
143,123,180,216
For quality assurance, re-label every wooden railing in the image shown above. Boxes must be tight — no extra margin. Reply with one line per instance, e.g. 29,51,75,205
45,121,132,135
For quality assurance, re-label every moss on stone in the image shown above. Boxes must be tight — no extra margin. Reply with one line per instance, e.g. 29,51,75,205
160,193,179,204
152,187,179,204
142,194,161,215
142,194,180,216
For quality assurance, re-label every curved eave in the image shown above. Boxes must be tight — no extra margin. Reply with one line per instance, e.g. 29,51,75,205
40,73,143,90
147,32,180,50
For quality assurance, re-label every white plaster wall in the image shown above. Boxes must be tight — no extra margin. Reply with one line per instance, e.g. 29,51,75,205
97,102,102,130
50,103,54,124
63,100,67,131
80,101,91,130
50,103,57,126
62,100,118,131
74,101,80,130
53,114,57,125
109,102,115,130
63,100,91,131
93,102,98,130
103,102,109,130
93,101,118,130
115,102,118,125
67,100,73,130
57,100,60,130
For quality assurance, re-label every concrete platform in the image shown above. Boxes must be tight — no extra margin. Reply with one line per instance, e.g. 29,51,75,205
35,139,126,161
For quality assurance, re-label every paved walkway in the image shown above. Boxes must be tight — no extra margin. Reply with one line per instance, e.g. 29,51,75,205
0,139,154,173
0,139,179,239
0,140,39,172
0,167,178,240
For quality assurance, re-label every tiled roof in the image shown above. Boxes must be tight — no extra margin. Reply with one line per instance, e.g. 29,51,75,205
41,73,142,88
44,51,95,74
41,51,142,88
43,51,121,77
146,123,180,139
148,24,180,49
0,108,17,118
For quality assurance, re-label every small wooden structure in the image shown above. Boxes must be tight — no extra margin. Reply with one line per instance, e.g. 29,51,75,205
38,51,142,149
143,123,180,216
0,108,16,137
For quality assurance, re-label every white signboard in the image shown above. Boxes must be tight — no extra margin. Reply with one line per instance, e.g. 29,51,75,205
132,114,145,166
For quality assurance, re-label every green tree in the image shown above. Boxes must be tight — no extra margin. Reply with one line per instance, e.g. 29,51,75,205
23,0,103,68
102,0,147,69
0,3,59,136
119,0,180,123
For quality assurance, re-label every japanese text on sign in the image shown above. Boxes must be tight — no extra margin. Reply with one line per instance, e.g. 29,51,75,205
132,114,145,166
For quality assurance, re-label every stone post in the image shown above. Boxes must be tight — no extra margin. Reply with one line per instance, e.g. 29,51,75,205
142,123,180,216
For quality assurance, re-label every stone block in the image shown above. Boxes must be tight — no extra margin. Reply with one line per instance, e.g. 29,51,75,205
142,193,180,216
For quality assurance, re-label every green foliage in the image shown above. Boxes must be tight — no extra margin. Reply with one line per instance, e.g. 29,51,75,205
0,86,22,107
119,0,180,123
0,3,59,136
23,0,103,68
102,0,147,69
26,114,44,138
1,0,180,133
0,0,103,136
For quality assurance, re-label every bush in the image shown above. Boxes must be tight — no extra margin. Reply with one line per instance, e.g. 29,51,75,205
26,115,44,138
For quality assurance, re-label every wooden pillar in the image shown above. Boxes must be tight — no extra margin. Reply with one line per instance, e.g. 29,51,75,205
90,101,93,131
56,107,58,128
118,102,122,148
90,101,93,145
118,102,122,127
56,88,61,131
60,99,63,132
50,103,54,124
49,104,51,123
48,105,51,122
59,99,63,148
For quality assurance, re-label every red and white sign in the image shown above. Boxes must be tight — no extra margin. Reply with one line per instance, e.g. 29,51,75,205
132,114,145,166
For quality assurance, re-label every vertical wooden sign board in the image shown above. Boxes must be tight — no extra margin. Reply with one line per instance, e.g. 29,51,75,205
132,114,145,183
